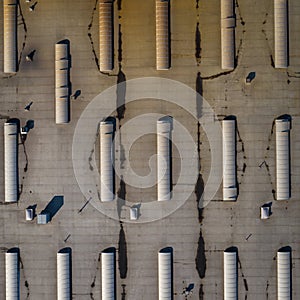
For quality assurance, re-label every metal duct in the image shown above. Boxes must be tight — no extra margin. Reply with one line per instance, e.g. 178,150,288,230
276,118,291,200
4,121,18,203
274,0,288,68
221,0,235,70
55,42,70,124
156,0,170,70
3,0,17,73
100,121,115,202
99,0,114,72
157,119,172,201
222,119,237,201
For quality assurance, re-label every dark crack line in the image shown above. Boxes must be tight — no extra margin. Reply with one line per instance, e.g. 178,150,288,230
89,254,100,300
262,12,268,25
18,4,27,32
262,29,275,68
88,122,100,172
236,29,246,66
88,0,98,31
195,72,204,221
18,135,29,200
117,0,122,11
236,124,247,187
121,284,126,300
199,283,204,300
235,0,246,26
194,122,204,224
19,255,30,299
90,292,95,300
87,33,100,72
118,24,123,64
1,74,17,79
18,2,28,68
286,71,300,79
238,258,249,295
266,280,269,299
236,127,245,154
262,121,276,200
25,280,30,299
195,22,202,66
262,0,272,24
206,249,225,253
267,120,275,145
261,1,273,67
87,0,100,71
262,160,276,200
20,139,29,173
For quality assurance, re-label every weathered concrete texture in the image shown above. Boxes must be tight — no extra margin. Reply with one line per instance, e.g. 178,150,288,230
0,0,299,299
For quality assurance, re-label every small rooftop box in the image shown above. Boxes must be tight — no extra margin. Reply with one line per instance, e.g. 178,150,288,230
37,212,50,224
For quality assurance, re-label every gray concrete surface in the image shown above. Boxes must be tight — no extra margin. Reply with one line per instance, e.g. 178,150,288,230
0,0,299,299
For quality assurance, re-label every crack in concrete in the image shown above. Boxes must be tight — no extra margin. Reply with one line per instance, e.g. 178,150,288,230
18,132,29,201
116,11,126,120
261,0,273,68
87,33,101,72
195,22,202,66
235,0,246,26
195,73,204,223
18,2,28,68
89,253,100,300
236,29,246,66
205,249,225,253
118,24,123,64
195,230,206,279
19,255,30,299
286,71,300,79
116,66,126,121
20,136,29,173
262,12,268,25
261,160,276,200
195,173,204,223
88,0,98,31
88,122,100,172
265,280,269,299
236,124,247,189
117,0,122,11
117,176,126,219
262,29,275,68
199,283,204,300
90,292,95,300
88,151,94,171
261,120,276,200
25,280,30,299
238,257,249,296
236,127,245,155
121,284,126,300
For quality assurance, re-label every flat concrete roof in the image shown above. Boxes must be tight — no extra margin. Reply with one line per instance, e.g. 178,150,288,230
0,0,300,299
